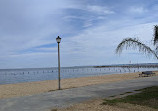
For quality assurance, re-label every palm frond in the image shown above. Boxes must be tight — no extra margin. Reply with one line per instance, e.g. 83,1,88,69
154,25,158,45
155,46,158,54
116,38,158,59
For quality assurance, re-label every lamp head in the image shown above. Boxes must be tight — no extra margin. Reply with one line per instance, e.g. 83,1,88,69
56,36,61,43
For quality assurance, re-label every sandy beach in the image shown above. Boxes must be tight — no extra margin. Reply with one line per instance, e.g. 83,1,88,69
0,72,158,99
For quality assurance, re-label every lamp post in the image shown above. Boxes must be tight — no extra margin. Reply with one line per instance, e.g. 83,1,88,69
56,36,61,90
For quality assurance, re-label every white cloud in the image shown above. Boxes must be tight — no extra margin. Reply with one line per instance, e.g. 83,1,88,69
60,21,158,66
1,21,157,68
129,6,147,13
0,0,158,68
87,5,114,14
0,0,77,55
83,19,93,27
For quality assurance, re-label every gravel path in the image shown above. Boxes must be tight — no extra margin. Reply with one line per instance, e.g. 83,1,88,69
0,76,158,111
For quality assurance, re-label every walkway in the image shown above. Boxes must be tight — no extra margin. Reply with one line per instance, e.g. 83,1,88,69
0,76,158,111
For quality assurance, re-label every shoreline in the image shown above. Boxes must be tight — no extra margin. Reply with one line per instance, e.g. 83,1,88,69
0,72,133,85
0,72,158,99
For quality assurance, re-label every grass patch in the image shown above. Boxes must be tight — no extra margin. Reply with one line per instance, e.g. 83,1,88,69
103,86,158,109
119,91,133,95
119,93,125,95
51,109,57,111
134,89,143,91
109,95,116,97
124,91,133,94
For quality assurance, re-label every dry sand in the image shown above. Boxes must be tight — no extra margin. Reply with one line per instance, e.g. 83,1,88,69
0,72,158,99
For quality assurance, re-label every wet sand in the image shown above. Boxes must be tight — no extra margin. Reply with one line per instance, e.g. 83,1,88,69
0,72,158,99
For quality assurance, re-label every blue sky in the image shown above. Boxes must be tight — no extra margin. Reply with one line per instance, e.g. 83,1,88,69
0,0,158,69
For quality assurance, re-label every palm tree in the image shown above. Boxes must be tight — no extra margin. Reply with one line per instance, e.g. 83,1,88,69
116,25,158,59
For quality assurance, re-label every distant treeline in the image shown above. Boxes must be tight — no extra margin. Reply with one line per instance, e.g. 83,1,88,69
94,64,158,68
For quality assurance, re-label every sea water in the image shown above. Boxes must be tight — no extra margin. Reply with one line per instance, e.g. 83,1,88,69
0,66,158,85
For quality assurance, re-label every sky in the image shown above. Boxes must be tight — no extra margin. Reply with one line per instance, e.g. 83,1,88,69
1,0,158,69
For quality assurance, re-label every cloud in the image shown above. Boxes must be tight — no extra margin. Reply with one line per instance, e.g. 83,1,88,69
0,0,158,68
129,6,147,13
0,0,77,55
60,21,158,66
87,5,115,15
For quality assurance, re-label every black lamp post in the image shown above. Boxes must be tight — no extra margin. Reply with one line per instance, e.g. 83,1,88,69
56,36,61,90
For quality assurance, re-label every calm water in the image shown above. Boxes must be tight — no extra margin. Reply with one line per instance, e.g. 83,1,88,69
0,66,158,85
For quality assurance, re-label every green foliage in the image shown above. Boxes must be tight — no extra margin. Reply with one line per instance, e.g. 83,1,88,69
103,86,158,109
